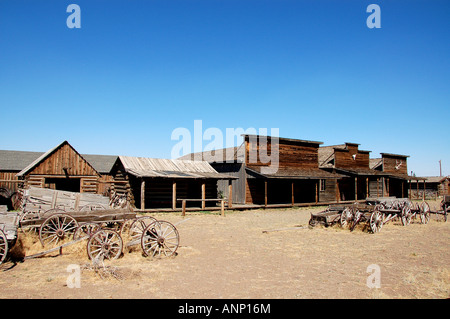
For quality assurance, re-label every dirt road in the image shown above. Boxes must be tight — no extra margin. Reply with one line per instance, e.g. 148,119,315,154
1,204,448,299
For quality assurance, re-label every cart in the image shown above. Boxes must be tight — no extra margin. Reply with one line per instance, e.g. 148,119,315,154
20,208,180,261
0,211,20,265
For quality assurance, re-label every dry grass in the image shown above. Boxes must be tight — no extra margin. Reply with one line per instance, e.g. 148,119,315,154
0,205,448,299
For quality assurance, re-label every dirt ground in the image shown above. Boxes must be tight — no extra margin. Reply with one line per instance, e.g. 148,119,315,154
1,201,449,299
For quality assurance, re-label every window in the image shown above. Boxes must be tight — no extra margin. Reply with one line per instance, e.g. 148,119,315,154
320,179,326,192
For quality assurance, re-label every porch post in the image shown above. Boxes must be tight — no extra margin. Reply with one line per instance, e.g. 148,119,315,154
201,182,206,210
172,181,177,210
140,179,145,210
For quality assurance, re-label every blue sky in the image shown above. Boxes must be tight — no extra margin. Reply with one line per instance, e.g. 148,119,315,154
0,0,449,176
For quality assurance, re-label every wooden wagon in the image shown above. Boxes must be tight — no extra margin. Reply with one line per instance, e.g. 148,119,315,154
0,187,181,265
309,197,432,233
0,209,20,264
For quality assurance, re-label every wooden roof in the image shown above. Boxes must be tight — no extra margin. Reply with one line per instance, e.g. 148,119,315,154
177,144,245,163
246,166,343,180
119,156,234,179
243,134,323,146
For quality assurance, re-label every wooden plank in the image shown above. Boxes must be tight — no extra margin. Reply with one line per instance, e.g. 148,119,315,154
201,183,206,210
141,179,145,209
172,181,177,210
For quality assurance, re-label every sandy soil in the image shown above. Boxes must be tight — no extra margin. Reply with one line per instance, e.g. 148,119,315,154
0,202,449,299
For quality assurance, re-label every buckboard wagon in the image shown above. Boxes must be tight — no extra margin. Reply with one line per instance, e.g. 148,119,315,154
0,188,181,265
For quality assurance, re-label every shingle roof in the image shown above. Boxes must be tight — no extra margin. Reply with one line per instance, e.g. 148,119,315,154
0,150,43,171
0,148,117,174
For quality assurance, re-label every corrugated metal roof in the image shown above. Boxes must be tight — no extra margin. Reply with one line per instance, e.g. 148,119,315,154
119,156,234,179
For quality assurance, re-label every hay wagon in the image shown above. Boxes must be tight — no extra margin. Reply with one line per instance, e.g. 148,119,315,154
0,188,180,265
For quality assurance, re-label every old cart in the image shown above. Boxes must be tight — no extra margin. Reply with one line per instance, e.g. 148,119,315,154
0,187,181,264
0,209,20,265
309,197,432,233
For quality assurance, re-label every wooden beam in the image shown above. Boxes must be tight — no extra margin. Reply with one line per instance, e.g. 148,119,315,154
291,181,295,206
377,178,380,197
172,181,177,210
228,181,233,209
264,180,268,207
140,179,145,210
335,179,340,203
315,180,318,204
366,177,369,198
386,177,390,196
182,200,186,217
354,177,358,201
201,183,206,210
423,180,426,200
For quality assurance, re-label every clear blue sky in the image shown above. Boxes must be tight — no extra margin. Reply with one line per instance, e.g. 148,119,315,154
0,0,449,176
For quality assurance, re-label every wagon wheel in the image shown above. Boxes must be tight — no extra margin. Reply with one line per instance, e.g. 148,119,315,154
419,201,431,224
129,216,158,241
369,211,384,233
79,203,107,212
73,222,101,240
349,210,362,232
39,213,79,247
141,221,179,258
0,229,8,265
340,207,353,228
400,206,412,226
87,229,123,261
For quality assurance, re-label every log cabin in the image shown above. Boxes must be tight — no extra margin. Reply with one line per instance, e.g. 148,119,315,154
180,134,342,206
110,156,235,210
1,141,117,196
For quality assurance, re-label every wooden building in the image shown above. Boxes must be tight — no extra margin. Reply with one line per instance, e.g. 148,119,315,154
0,150,43,193
319,143,387,200
408,176,449,198
110,156,235,209
16,141,103,193
370,153,424,198
180,135,342,206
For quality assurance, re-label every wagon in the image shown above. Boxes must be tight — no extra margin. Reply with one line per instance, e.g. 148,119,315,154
0,187,181,265
20,208,180,261
309,197,431,234
0,210,20,265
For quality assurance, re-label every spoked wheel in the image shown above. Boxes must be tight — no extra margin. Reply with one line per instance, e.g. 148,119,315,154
0,229,8,265
39,213,78,247
400,206,412,226
128,216,158,241
419,201,431,224
87,229,123,261
340,207,353,228
369,211,384,233
141,221,179,258
349,210,362,232
73,222,101,240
